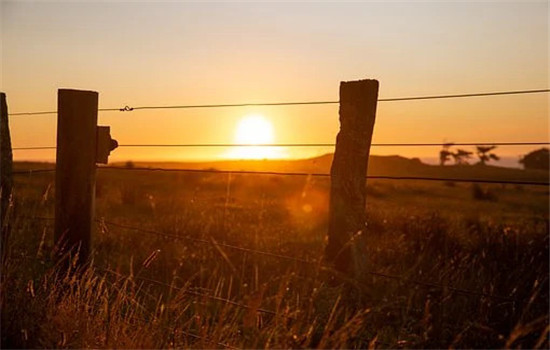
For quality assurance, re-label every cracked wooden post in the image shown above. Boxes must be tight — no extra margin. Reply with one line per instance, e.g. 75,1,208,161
325,79,379,280
1,93,13,261
54,89,98,267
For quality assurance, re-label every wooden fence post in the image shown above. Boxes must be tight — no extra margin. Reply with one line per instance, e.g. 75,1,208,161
325,79,379,280
54,89,98,267
1,93,12,221
1,92,13,260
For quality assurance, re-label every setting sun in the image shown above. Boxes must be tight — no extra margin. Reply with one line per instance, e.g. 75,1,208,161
226,114,283,159
235,114,274,145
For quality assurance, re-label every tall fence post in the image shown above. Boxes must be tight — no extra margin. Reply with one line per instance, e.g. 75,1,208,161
325,79,379,280
54,89,98,267
1,92,13,260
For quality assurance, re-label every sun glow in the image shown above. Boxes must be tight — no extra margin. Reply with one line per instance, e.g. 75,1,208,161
226,114,283,159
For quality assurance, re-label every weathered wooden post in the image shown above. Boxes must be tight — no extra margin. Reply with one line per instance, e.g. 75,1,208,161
325,79,379,280
55,89,98,266
1,93,13,260
54,89,117,267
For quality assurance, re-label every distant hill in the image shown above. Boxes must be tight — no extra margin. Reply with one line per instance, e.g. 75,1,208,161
13,154,549,183
107,154,549,183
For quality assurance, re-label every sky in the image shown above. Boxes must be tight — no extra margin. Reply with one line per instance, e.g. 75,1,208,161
1,1,548,166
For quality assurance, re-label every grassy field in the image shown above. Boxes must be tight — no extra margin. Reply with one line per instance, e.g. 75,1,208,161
2,158,549,349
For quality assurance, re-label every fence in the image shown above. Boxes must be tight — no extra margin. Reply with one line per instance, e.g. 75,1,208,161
2,83,549,308
20,214,529,305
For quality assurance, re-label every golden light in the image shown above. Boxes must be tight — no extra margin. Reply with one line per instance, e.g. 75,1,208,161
235,114,274,145
226,114,283,159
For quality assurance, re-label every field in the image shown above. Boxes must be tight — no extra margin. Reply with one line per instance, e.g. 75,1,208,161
2,156,549,349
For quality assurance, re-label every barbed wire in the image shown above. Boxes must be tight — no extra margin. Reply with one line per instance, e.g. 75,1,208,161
99,218,518,302
100,141,550,148
97,166,550,186
18,215,525,302
11,166,549,186
8,88,549,116
12,169,55,175
13,146,56,150
11,141,550,151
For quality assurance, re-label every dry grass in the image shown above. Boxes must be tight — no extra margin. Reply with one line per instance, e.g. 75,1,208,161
1,169,548,348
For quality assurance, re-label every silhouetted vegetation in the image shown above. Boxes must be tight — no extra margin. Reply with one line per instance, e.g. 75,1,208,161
475,145,500,165
451,149,473,165
520,148,549,170
439,143,454,166
440,144,476,166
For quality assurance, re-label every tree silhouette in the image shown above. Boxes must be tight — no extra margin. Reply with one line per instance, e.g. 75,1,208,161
475,145,499,165
519,148,549,170
439,142,454,166
451,149,473,165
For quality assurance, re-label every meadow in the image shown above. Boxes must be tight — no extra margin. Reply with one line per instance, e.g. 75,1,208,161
2,158,549,349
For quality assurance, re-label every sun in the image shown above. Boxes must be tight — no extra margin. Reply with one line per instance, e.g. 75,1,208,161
235,114,274,145
226,114,282,159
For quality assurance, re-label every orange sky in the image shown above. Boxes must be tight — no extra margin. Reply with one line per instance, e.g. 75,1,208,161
2,2,548,166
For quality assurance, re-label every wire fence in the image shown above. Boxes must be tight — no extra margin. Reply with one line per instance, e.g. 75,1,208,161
9,88,550,187
8,88,550,116
20,215,521,303
13,169,55,175
11,141,550,151
13,165,550,187
98,218,520,302
8,87,548,313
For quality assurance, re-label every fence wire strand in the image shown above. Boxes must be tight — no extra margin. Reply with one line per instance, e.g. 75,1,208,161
13,169,55,175
12,141,550,151
12,166,550,186
8,88,550,116
18,215,524,302
97,165,550,186
98,218,519,303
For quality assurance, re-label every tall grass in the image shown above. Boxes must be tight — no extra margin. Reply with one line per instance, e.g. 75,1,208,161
1,171,548,348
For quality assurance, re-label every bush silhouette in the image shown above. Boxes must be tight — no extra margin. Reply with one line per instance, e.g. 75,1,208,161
519,148,549,170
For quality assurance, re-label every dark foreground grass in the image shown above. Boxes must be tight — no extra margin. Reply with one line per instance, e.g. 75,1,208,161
1,170,548,349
